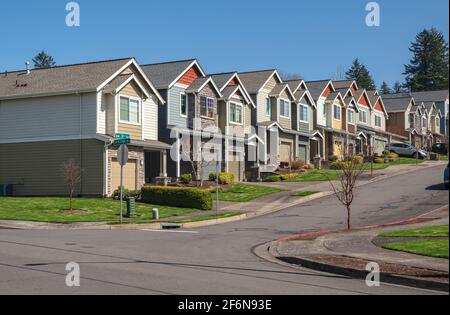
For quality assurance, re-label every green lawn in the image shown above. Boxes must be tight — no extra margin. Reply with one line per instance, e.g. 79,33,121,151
171,211,242,224
0,197,199,224
287,170,341,182
440,155,449,161
380,225,449,238
292,191,320,197
383,240,449,258
213,184,284,202
368,158,426,170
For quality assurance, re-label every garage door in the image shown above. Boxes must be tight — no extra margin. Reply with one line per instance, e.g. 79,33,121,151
280,142,292,163
374,139,387,156
298,145,307,163
228,152,241,182
111,159,137,191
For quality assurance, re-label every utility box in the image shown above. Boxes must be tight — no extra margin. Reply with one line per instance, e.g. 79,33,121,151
126,197,136,218
152,208,159,220
0,184,13,197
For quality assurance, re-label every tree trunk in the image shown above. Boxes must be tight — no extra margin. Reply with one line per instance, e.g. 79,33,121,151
347,205,351,230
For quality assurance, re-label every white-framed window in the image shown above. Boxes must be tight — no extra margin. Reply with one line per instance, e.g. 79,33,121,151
200,96,214,118
347,109,355,124
422,116,427,128
299,104,309,123
229,102,243,124
265,98,271,116
333,105,341,121
375,115,382,128
436,117,441,129
280,99,290,118
180,93,188,117
360,109,368,124
120,96,140,124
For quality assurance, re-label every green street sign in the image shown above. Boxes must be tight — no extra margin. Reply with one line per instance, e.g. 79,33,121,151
115,134,131,140
113,139,131,145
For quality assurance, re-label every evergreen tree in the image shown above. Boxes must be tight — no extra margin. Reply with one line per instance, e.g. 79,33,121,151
403,28,449,92
393,81,405,94
380,81,392,94
32,51,56,69
345,59,377,91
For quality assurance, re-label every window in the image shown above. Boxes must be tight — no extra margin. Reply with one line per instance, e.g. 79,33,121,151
375,115,382,128
200,96,214,118
180,93,188,117
360,110,368,124
422,117,427,128
280,99,290,118
120,96,140,124
409,114,415,127
299,104,309,122
333,105,341,120
347,109,355,124
265,98,271,116
229,103,243,124
436,117,441,128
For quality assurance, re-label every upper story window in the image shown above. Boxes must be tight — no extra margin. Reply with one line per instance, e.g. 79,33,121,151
333,105,341,121
280,99,290,118
200,96,214,118
375,115,382,128
265,98,272,116
436,117,441,128
347,109,355,124
409,113,415,128
422,116,427,128
299,104,309,123
229,103,243,124
360,110,368,124
120,96,140,124
180,93,188,117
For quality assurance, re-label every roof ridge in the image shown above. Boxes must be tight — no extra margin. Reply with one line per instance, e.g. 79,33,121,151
209,71,237,76
305,79,331,83
2,57,134,74
140,59,197,67
239,69,276,75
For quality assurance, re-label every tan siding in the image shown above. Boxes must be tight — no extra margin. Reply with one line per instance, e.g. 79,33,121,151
245,104,252,134
0,140,104,196
118,123,142,140
120,82,143,98
111,159,137,190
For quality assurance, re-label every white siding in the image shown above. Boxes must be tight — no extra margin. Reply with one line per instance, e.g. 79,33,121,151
105,94,116,136
0,93,97,142
97,92,106,134
316,97,327,126
143,95,158,141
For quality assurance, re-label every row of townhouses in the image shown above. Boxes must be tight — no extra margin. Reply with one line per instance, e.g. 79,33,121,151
0,58,448,196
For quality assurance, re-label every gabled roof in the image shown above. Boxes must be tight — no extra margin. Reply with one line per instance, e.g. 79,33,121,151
257,120,283,131
269,83,295,100
353,89,372,108
285,79,307,94
141,59,206,89
210,72,255,107
411,90,449,103
0,58,164,103
382,93,415,113
305,80,334,102
423,101,436,113
325,91,345,106
332,80,358,90
294,90,316,108
220,85,254,107
185,76,222,97
238,70,282,94
367,91,388,117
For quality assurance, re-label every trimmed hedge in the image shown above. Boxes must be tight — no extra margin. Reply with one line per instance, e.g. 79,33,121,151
141,186,213,210
180,174,193,184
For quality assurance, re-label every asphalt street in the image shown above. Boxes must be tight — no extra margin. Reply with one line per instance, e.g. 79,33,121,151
0,165,448,295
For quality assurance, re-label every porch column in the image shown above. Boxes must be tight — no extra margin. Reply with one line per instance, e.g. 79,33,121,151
160,150,168,177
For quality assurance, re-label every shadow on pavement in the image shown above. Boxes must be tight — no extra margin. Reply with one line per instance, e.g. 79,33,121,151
426,184,448,191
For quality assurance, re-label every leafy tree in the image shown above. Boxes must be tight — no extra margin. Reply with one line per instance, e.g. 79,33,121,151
345,59,377,90
380,81,392,94
32,51,56,69
393,81,405,94
403,28,449,92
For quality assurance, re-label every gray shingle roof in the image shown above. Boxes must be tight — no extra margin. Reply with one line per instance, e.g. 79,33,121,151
186,77,210,93
104,73,133,94
269,83,289,97
286,80,305,93
411,90,449,103
210,72,235,90
305,80,331,101
382,95,413,112
238,70,277,94
140,59,197,89
221,86,239,100
326,91,341,102
0,58,132,99
332,80,354,90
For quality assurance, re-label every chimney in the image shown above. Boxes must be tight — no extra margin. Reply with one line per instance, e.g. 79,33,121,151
25,61,30,75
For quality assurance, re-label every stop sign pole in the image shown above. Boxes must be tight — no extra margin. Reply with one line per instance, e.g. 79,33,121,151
117,144,129,224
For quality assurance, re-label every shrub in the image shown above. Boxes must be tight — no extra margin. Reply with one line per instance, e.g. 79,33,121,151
303,164,314,170
329,155,339,162
264,175,282,182
141,186,212,210
374,158,385,164
180,174,193,184
330,161,348,170
113,188,141,201
209,172,235,185
382,150,390,156
352,156,364,165
280,173,299,181
291,160,305,170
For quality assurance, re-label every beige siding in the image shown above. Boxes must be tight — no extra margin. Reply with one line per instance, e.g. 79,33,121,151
120,82,143,98
245,104,252,134
143,95,158,141
0,139,104,196
105,94,116,136
118,123,142,140
111,159,137,190
257,76,279,123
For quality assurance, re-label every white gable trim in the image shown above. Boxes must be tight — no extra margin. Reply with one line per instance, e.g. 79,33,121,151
167,60,206,89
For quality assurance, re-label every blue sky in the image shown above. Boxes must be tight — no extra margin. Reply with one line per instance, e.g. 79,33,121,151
1,0,448,88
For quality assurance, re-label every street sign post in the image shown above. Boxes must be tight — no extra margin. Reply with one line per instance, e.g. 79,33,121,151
117,144,129,224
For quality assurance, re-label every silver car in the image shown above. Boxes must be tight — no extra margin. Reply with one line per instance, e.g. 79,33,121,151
386,143,427,159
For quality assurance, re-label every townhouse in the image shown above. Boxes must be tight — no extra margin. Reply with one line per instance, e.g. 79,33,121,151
422,101,444,147
141,60,225,181
0,58,169,196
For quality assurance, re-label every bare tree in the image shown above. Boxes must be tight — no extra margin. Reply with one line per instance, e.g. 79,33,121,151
181,141,216,187
280,72,304,81
328,156,368,230
62,160,82,211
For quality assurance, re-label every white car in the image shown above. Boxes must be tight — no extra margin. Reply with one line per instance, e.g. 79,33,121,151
386,143,427,159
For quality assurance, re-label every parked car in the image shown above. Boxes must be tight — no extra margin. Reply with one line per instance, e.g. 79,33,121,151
386,143,427,159
444,163,449,189
431,143,448,156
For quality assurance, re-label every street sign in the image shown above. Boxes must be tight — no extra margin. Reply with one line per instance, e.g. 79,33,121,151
115,133,130,140
113,139,131,145
118,145,129,166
